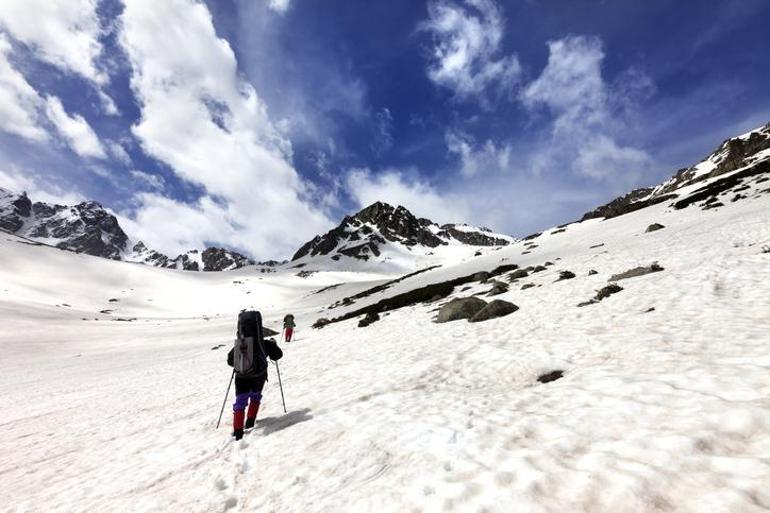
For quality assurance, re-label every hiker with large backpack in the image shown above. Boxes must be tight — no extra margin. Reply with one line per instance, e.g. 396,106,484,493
283,313,296,343
226,310,283,440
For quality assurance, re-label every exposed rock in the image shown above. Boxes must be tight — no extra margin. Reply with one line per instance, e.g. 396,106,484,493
263,327,280,337
588,269,598,276
581,188,675,221
469,299,518,322
508,269,529,281
358,311,380,328
436,297,488,323
608,263,664,282
312,318,331,329
521,283,536,290
537,370,564,383
646,223,665,233
472,271,491,283
201,247,253,271
595,284,624,301
487,281,509,296
531,265,547,273
557,270,576,281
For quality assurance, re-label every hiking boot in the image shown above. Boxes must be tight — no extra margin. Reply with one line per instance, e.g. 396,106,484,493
233,428,244,441
245,417,256,429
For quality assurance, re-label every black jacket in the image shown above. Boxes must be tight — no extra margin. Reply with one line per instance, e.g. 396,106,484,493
227,337,283,375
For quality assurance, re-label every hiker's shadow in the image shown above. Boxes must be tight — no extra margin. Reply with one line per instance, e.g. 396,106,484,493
258,408,313,435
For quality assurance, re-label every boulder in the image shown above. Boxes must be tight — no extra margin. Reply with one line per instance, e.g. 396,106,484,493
436,297,488,323
588,269,598,276
469,300,519,322
487,282,509,296
521,283,536,290
508,269,529,281
537,370,564,383
531,265,547,273
646,223,665,233
472,271,491,283
557,270,576,281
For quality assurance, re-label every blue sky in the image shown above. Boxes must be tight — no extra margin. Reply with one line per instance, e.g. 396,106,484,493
0,0,769,260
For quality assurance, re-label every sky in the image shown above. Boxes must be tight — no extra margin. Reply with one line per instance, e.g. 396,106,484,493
0,0,769,260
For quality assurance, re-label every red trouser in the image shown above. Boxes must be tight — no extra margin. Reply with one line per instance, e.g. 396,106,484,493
284,327,294,342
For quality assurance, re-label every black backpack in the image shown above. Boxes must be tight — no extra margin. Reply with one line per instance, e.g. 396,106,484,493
233,310,268,377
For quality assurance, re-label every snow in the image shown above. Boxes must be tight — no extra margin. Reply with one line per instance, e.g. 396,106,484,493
2,179,770,512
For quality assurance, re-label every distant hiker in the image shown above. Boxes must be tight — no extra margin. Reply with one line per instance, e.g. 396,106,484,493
283,313,296,343
227,310,283,440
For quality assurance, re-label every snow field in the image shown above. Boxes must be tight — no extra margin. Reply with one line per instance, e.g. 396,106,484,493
1,175,770,512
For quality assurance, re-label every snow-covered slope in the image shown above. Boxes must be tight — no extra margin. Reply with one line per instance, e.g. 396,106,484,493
2,127,770,512
291,201,514,273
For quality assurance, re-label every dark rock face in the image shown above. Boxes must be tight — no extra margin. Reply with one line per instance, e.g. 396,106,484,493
469,299,519,322
473,271,491,282
291,201,510,262
436,297,488,323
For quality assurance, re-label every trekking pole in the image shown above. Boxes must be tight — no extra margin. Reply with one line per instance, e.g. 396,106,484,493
216,370,235,429
273,360,287,413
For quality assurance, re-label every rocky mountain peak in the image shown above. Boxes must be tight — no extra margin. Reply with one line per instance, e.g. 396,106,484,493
292,201,511,262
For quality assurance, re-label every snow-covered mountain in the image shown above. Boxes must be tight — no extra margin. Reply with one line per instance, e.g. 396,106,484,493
0,187,256,271
291,201,514,271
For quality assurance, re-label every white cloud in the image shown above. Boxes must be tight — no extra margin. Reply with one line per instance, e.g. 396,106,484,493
346,168,470,225
44,96,107,159
522,35,608,135
521,35,653,184
371,107,394,156
106,140,131,164
119,0,333,260
422,0,521,100
0,35,47,141
268,0,291,14
0,0,107,85
118,193,234,256
575,135,651,181
129,169,164,191
0,166,83,205
446,130,510,177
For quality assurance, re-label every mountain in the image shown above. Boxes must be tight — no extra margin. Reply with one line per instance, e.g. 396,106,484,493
582,122,770,221
0,187,254,271
291,201,513,268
